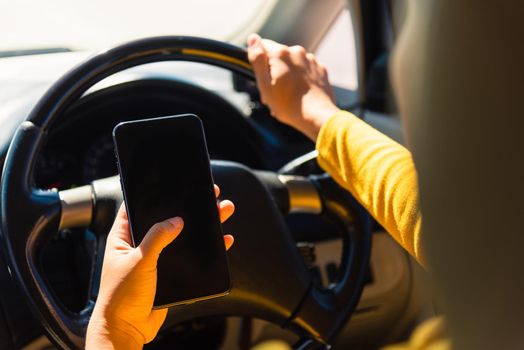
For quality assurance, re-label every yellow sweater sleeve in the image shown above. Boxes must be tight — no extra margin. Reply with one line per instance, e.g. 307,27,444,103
316,111,424,265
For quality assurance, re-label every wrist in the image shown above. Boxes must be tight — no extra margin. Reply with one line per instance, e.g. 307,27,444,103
87,324,143,350
87,310,144,350
302,103,340,141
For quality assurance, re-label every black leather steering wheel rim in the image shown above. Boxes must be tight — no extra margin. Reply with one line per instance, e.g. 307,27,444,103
0,36,371,350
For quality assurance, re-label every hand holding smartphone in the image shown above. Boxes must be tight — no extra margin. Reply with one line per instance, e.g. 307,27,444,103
113,114,231,308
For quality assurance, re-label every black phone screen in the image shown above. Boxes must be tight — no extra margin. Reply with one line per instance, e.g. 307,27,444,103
113,114,230,308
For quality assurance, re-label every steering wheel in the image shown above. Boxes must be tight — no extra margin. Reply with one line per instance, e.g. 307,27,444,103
0,37,371,350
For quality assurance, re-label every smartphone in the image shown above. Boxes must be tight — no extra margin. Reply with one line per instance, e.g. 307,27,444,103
113,114,230,308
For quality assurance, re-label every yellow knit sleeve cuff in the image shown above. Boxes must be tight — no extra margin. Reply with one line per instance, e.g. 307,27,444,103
315,110,358,168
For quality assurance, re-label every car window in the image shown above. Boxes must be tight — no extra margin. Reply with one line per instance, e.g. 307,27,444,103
0,0,266,52
315,8,358,91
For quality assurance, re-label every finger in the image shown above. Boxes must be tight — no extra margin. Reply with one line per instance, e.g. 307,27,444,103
306,52,317,63
218,200,235,223
288,45,307,65
138,217,184,261
268,56,292,81
247,33,270,91
107,203,133,246
214,184,220,198
116,201,128,220
247,33,260,48
260,39,289,58
147,309,168,343
223,234,234,251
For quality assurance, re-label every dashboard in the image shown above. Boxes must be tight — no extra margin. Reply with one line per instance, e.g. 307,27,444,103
34,74,315,192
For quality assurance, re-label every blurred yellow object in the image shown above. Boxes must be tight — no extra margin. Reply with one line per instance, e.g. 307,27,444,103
251,340,293,350
383,317,449,350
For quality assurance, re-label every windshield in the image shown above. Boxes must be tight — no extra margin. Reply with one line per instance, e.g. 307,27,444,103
0,0,267,52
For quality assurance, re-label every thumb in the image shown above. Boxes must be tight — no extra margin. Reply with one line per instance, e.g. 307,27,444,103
247,33,270,91
145,309,168,343
138,217,184,261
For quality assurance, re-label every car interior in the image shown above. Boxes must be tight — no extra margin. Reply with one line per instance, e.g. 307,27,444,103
3,0,521,349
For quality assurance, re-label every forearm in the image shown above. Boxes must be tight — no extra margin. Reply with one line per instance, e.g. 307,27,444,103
316,111,424,265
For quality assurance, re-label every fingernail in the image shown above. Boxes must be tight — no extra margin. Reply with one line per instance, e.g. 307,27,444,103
168,217,183,230
248,34,259,48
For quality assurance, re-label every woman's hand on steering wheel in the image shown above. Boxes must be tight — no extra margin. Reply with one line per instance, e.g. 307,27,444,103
86,185,235,349
247,34,340,142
